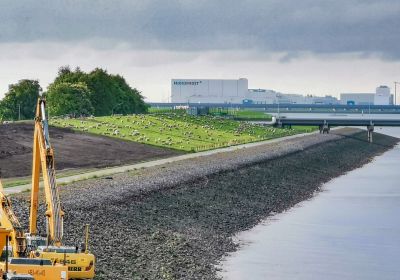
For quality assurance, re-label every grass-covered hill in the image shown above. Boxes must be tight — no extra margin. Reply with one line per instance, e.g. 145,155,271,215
50,113,313,152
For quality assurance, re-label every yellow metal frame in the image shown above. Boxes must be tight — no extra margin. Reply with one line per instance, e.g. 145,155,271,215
29,98,64,246
28,98,95,279
0,180,27,257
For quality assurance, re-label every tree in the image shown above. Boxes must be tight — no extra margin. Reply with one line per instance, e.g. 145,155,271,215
48,66,148,116
0,104,5,121
84,68,119,116
46,82,94,117
0,79,41,120
54,66,86,84
111,75,148,114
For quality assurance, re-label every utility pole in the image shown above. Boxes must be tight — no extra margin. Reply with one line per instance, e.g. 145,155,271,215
368,102,371,119
18,104,21,121
276,94,281,118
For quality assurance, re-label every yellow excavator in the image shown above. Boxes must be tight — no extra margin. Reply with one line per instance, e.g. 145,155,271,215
26,97,95,279
0,181,27,258
0,180,69,280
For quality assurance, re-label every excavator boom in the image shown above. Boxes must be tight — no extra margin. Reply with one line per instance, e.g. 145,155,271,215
29,98,64,246
28,97,95,279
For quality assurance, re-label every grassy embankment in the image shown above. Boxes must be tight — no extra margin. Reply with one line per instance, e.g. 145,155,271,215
149,107,273,120
233,110,273,120
50,113,313,152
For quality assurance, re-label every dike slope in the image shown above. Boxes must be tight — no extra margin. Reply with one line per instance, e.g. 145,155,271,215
0,122,181,178
11,128,399,280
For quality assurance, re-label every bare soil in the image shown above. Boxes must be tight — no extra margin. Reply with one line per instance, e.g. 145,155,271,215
0,122,182,178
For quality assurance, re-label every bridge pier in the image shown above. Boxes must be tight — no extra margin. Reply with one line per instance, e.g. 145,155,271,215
367,125,374,143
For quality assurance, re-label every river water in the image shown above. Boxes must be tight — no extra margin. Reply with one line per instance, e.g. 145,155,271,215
220,127,400,280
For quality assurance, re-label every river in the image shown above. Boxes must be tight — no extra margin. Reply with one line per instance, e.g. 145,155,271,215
219,127,400,280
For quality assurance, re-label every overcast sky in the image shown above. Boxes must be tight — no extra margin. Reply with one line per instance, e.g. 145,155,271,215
1,0,400,101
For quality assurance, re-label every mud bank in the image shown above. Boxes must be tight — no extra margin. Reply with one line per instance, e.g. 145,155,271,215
11,129,398,279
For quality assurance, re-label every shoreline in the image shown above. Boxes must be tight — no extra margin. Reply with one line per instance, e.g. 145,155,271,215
10,128,399,280
219,128,400,280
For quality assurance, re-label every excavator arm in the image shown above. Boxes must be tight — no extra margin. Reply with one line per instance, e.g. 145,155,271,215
28,97,95,279
29,98,64,246
0,180,27,257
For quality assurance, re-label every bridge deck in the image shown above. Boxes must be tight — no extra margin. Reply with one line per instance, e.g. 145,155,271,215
276,118,400,126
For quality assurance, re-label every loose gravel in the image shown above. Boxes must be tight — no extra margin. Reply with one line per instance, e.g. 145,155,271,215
10,128,399,280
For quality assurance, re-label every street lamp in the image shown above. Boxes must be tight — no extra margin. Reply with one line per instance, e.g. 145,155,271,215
187,94,196,107
276,93,281,118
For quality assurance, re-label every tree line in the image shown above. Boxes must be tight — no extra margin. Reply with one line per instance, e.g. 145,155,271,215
0,66,148,121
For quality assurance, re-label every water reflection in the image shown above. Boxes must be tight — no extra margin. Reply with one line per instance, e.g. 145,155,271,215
220,127,400,280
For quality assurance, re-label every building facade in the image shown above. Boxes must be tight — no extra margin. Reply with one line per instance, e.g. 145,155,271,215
340,93,375,105
171,79,249,104
374,85,391,105
171,78,339,105
340,86,392,105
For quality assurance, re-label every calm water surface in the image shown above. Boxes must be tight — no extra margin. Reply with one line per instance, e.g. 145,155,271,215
220,127,400,280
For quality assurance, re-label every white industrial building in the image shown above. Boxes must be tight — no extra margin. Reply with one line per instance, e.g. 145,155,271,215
171,79,393,106
340,86,392,105
340,93,375,105
375,85,391,105
171,79,249,104
171,78,338,104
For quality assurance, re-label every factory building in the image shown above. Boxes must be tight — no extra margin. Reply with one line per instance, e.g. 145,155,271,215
340,93,375,105
171,79,249,104
171,79,392,106
374,85,391,105
340,86,393,105
171,78,338,105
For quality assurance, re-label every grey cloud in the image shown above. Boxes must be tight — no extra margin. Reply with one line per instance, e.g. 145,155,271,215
1,0,400,58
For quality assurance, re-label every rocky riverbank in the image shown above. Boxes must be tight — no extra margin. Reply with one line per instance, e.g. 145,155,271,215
11,128,399,279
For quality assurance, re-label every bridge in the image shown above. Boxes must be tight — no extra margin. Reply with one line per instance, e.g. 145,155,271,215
148,102,400,113
274,117,400,142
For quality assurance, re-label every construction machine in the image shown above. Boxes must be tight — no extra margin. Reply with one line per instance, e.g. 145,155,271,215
0,180,69,280
0,181,27,258
27,97,95,279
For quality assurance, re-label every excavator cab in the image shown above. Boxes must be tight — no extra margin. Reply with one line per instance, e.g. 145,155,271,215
0,227,68,280
24,234,46,253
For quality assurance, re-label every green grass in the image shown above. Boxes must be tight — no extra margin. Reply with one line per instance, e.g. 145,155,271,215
1,167,97,188
208,108,272,120
233,110,272,120
148,107,186,114
50,113,315,152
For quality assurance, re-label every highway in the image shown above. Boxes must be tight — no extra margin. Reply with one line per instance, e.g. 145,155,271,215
149,102,400,112
271,113,400,142
273,112,400,126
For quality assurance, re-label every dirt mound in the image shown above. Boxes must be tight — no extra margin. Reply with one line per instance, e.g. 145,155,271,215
0,137,30,159
0,122,182,178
